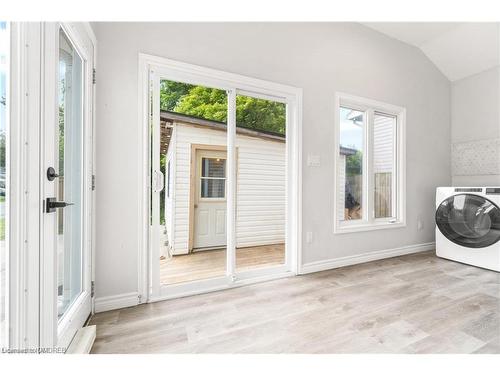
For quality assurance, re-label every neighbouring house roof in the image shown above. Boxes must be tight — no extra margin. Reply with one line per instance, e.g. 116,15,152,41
160,110,285,154
340,146,357,156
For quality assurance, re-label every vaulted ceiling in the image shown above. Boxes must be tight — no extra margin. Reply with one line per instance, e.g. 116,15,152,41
363,23,500,82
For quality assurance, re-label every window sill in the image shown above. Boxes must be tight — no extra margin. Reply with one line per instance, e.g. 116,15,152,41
334,221,406,234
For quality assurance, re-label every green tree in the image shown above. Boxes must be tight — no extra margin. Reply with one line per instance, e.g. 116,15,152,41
160,80,286,135
160,80,192,111
346,150,362,177
236,95,285,135
174,85,228,122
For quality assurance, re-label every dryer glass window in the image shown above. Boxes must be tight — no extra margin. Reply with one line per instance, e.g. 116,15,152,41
436,194,500,248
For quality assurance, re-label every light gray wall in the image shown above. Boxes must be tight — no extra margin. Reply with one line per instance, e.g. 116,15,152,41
451,66,500,186
93,22,451,300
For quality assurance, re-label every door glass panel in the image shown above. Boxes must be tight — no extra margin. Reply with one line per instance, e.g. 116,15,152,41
57,28,84,318
0,21,9,347
235,93,286,272
201,157,225,177
373,112,396,219
157,79,227,285
436,194,500,248
339,106,364,221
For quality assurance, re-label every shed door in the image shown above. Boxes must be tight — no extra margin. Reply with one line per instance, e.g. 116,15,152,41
436,193,500,248
193,150,227,250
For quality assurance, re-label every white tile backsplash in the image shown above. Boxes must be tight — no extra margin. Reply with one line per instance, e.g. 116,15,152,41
451,138,500,176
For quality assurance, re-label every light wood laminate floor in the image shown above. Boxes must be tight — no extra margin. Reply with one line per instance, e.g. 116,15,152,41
90,251,500,353
160,244,285,285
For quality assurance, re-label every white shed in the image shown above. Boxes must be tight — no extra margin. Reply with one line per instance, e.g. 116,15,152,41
162,111,286,256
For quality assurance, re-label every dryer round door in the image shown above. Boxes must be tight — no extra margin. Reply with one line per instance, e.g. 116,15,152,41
436,194,500,248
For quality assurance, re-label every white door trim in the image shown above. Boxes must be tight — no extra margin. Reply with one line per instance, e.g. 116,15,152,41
138,53,303,303
8,22,43,350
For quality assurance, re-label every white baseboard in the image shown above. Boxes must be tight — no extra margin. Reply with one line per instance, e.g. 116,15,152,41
94,292,139,313
94,242,434,312
299,242,435,275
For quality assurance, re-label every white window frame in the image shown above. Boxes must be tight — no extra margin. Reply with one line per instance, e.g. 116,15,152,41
334,92,406,234
198,155,227,201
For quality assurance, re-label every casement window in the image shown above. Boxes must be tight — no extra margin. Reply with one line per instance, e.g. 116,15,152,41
334,93,406,233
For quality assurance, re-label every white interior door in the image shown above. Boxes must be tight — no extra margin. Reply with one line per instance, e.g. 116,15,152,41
41,22,94,350
193,150,227,250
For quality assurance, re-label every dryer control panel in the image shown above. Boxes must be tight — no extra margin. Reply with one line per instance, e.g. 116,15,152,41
486,188,500,195
455,188,482,193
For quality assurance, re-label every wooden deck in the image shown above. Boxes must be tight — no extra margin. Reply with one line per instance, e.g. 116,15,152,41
160,243,285,285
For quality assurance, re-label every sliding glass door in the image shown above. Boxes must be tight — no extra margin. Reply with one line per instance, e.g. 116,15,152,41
235,92,287,275
147,61,298,300
150,75,230,296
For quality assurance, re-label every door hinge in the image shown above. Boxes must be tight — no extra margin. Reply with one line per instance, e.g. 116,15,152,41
92,68,96,84
92,174,96,191
91,281,95,298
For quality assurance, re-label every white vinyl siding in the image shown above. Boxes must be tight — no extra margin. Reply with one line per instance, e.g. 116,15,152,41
166,122,285,254
164,127,176,250
373,114,395,174
236,137,286,248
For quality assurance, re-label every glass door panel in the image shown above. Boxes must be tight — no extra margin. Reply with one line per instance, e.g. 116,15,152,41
57,28,84,319
235,93,286,272
156,79,228,285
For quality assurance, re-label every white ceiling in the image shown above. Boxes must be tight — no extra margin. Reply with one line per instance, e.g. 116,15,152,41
363,23,500,82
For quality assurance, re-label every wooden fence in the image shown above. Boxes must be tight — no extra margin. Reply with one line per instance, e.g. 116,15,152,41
375,172,392,218
345,172,392,219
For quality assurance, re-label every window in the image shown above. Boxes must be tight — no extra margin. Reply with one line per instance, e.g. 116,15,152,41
57,27,84,318
200,157,226,199
335,93,405,233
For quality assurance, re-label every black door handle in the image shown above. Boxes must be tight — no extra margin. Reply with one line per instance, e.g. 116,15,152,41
45,197,74,213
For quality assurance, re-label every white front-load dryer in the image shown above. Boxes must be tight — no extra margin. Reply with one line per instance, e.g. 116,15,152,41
435,187,500,272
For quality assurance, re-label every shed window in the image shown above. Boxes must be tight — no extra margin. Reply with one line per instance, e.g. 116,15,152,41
200,157,226,198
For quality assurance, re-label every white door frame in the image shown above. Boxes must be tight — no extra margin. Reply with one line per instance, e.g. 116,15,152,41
38,22,95,350
138,53,303,303
7,21,43,350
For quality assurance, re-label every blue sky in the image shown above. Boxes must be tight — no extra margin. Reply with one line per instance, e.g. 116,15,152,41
339,107,363,151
